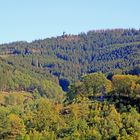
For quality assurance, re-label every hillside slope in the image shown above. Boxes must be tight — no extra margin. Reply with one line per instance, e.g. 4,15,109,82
0,29,140,83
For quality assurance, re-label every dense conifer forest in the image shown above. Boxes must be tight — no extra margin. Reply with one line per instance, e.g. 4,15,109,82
0,29,140,139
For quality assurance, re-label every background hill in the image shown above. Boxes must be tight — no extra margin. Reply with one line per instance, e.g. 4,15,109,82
0,29,140,90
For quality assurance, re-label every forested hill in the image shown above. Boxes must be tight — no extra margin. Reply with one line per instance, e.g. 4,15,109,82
1,29,140,139
1,29,140,84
